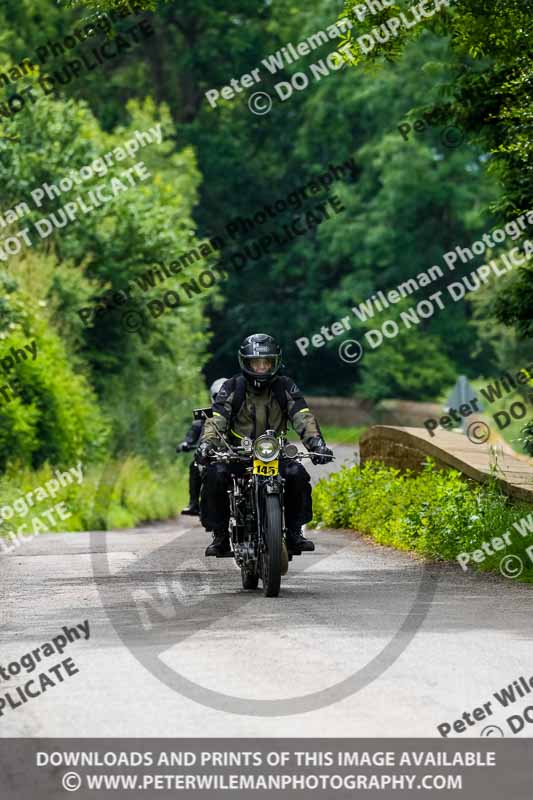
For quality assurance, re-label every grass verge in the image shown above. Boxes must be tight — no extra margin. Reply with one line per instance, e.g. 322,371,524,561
0,455,188,543
319,425,366,444
309,459,533,583
286,425,366,445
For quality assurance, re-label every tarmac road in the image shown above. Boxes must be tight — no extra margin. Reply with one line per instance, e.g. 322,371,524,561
1,443,533,738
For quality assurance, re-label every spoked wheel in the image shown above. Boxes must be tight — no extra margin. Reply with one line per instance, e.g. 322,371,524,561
241,567,259,590
261,494,283,597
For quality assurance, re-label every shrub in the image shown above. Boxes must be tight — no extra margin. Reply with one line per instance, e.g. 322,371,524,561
310,459,533,582
0,278,110,470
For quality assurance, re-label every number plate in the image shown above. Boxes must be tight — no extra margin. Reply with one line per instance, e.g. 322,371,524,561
253,459,279,476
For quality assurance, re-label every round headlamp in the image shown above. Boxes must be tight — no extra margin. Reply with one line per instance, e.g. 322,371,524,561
253,435,280,462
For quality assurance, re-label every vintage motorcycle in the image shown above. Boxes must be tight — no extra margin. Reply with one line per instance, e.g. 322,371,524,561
195,410,333,597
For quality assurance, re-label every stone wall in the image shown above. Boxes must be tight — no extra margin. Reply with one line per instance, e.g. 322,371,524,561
360,435,431,473
360,425,533,503
307,396,374,427
307,397,442,428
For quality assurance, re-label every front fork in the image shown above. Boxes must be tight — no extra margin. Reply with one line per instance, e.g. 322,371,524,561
255,474,285,552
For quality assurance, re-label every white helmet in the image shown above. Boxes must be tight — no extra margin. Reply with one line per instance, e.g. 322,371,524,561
210,377,227,404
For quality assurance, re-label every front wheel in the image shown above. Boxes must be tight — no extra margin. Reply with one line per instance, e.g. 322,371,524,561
262,494,282,597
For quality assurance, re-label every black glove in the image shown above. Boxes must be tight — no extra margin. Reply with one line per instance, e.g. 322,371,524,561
176,441,192,453
308,437,334,465
196,441,215,465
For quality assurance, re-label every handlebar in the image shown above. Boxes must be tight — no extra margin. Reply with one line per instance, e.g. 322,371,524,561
209,448,335,463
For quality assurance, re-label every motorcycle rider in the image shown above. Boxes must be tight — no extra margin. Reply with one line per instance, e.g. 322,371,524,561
197,333,333,557
177,377,227,516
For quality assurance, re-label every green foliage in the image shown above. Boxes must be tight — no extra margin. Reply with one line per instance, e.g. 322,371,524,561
519,420,533,457
318,425,366,444
339,0,533,347
0,0,528,533
493,264,533,340
468,276,533,368
358,328,457,401
0,252,109,470
173,15,498,397
0,8,212,524
0,76,212,469
1,0,509,410
86,455,188,530
0,455,187,539
466,373,533,455
310,459,533,582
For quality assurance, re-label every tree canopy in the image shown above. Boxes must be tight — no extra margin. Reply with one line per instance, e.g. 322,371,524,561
0,0,531,473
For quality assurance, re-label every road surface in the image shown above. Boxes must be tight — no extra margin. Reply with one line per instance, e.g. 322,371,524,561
1,443,532,738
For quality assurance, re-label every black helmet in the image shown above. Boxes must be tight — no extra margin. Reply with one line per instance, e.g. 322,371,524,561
238,333,282,387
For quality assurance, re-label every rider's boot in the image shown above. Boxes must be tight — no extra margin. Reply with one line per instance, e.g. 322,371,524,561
286,528,314,553
181,503,200,516
205,528,231,557
182,463,202,515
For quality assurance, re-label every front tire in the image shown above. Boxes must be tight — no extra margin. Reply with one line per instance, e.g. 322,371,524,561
262,494,282,597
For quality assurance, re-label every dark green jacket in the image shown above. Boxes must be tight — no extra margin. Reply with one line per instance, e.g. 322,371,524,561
200,374,321,447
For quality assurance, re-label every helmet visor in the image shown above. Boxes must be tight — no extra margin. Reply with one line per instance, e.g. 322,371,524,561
240,355,280,377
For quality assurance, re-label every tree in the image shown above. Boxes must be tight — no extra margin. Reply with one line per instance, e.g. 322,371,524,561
336,0,533,346
0,55,212,466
